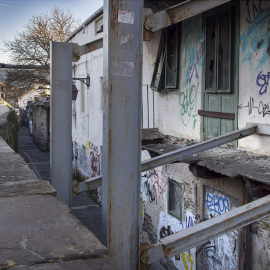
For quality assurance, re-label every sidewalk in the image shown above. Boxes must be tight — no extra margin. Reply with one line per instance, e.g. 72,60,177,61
0,135,115,269
17,126,103,242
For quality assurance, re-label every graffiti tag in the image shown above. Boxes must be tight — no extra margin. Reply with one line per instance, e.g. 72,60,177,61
246,0,269,25
206,193,230,215
238,96,270,117
257,71,270,95
179,83,198,128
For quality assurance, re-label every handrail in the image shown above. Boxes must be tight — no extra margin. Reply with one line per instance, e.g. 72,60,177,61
72,125,257,195
141,125,257,172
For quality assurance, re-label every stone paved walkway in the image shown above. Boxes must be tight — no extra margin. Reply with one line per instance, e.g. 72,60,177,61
0,130,115,269
17,126,103,242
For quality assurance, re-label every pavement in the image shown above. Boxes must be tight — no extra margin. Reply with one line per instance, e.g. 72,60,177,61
0,101,10,116
16,126,172,269
0,125,115,269
17,126,103,242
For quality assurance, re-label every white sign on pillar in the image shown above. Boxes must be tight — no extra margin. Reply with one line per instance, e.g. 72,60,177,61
50,41,72,207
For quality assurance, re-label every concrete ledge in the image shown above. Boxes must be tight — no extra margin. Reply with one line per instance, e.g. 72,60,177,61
0,136,116,269
9,258,114,270
0,180,56,197
0,195,108,269
0,152,38,182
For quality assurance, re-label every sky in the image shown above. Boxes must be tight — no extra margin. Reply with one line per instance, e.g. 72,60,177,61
0,0,103,63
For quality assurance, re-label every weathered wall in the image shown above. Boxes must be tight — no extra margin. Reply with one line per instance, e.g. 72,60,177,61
69,15,103,202
250,216,270,270
197,177,246,270
32,103,49,152
142,15,203,140
238,1,270,154
141,150,197,269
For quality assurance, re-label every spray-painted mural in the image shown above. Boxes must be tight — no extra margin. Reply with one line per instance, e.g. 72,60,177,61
198,187,239,270
180,16,204,130
141,150,166,204
158,211,196,270
241,1,270,69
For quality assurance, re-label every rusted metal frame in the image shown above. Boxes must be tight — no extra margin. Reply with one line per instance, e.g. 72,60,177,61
141,125,257,172
50,42,73,207
198,109,235,120
140,194,270,265
144,0,232,33
72,38,103,62
72,176,103,196
102,1,143,269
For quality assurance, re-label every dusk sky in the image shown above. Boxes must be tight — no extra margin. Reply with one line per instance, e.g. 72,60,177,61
0,0,103,63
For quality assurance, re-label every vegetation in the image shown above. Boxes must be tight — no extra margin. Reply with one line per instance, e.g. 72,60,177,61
3,6,80,90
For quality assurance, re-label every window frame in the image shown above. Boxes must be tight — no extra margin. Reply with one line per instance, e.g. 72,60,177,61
204,6,233,94
167,178,183,221
150,23,180,93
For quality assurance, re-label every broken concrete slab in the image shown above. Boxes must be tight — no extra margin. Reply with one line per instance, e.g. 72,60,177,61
0,180,56,197
10,257,115,270
0,195,107,269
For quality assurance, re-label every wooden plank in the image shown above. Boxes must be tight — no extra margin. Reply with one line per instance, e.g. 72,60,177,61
198,110,235,120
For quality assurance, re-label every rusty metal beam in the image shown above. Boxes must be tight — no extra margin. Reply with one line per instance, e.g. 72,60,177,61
144,0,231,32
141,125,257,172
72,38,103,62
140,194,270,265
102,1,143,269
72,176,102,197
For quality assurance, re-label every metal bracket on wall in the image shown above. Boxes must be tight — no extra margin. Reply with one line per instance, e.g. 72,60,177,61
71,38,103,62
144,0,231,33
72,175,102,197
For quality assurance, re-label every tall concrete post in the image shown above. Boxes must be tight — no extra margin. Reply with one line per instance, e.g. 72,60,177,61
102,1,143,269
50,42,72,207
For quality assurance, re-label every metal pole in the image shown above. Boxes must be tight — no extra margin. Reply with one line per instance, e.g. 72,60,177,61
50,42,72,207
147,85,149,129
102,1,143,269
153,88,155,128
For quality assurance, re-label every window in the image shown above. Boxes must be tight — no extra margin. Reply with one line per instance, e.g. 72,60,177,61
205,8,232,93
151,23,179,93
168,178,183,221
95,16,103,34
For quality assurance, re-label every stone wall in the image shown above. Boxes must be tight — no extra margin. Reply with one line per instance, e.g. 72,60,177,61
32,102,49,152
0,110,19,152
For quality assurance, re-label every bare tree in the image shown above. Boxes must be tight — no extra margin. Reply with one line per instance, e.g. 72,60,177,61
3,6,80,91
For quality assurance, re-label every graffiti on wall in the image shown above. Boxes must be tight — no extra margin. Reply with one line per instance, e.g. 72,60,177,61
158,211,196,270
202,189,239,270
184,16,204,84
141,168,166,204
246,0,269,25
257,71,270,95
238,96,270,117
179,83,198,129
206,193,230,216
241,1,270,68
141,150,166,204
72,140,101,180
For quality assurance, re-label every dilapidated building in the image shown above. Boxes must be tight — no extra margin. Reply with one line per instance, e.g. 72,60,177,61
55,1,270,269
